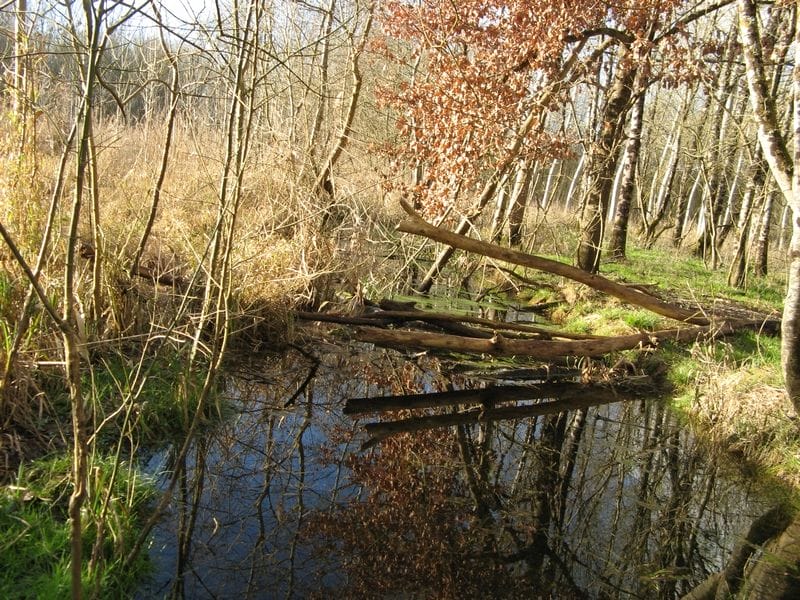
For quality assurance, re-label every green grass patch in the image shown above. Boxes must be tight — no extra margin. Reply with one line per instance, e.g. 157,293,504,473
0,350,228,598
662,332,782,390
662,328,796,492
0,454,155,599
558,303,665,336
87,351,225,446
603,248,785,314
713,331,782,371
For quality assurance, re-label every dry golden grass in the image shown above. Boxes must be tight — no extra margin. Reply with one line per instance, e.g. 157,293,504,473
681,343,800,489
85,116,372,308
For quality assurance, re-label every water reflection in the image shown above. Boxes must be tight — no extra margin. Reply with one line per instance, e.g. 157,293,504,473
137,345,787,598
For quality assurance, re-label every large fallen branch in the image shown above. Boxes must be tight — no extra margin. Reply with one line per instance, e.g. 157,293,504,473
354,320,755,358
360,388,647,449
398,199,714,325
296,303,603,341
346,378,655,415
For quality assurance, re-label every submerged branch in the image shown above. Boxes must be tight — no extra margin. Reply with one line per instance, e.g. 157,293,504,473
360,386,651,449
346,379,655,415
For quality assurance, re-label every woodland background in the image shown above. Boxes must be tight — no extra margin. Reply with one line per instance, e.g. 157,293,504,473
1,0,799,597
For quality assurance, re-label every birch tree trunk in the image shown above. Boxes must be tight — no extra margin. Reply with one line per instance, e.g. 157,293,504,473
508,161,535,247
673,85,709,247
752,189,776,277
728,150,766,288
738,0,800,412
751,2,795,278
694,27,740,260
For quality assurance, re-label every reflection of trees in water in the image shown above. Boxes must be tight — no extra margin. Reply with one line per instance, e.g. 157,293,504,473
309,432,522,597
138,348,777,599
308,389,771,598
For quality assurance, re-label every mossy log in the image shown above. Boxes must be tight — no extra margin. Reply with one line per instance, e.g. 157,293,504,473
354,321,751,358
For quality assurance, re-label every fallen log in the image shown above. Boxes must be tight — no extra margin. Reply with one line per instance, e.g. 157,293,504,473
346,378,655,415
365,310,602,340
355,320,751,358
296,303,603,341
360,387,648,449
295,308,494,338
378,297,568,336
398,199,711,325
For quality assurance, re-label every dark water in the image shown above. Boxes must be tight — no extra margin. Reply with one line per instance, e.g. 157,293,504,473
136,344,789,599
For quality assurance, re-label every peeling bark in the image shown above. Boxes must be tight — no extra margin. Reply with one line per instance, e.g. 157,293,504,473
739,0,800,412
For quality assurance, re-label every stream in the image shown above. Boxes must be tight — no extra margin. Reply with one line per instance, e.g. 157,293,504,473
135,342,789,599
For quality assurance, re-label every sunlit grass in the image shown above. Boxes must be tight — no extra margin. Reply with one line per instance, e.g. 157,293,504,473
0,455,155,598
663,332,797,489
603,247,785,314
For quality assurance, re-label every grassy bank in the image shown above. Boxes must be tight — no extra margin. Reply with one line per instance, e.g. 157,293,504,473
532,246,799,491
0,455,154,598
0,343,229,597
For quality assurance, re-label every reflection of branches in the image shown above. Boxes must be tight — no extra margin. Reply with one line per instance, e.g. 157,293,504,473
139,346,776,598
247,414,276,598
283,345,320,408
683,505,795,600
307,430,525,597
359,388,636,449
172,441,207,600
286,384,313,600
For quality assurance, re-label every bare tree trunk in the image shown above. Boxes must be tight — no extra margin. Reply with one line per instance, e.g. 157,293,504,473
715,150,746,250
316,2,373,227
751,2,795,278
87,129,103,330
307,0,337,167
694,27,741,260
728,149,766,288
130,20,180,278
66,2,105,593
753,189,776,277
490,173,511,242
13,0,27,118
642,89,692,246
565,151,585,211
577,45,636,272
608,72,646,260
738,0,800,411
508,161,535,246
540,158,564,211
